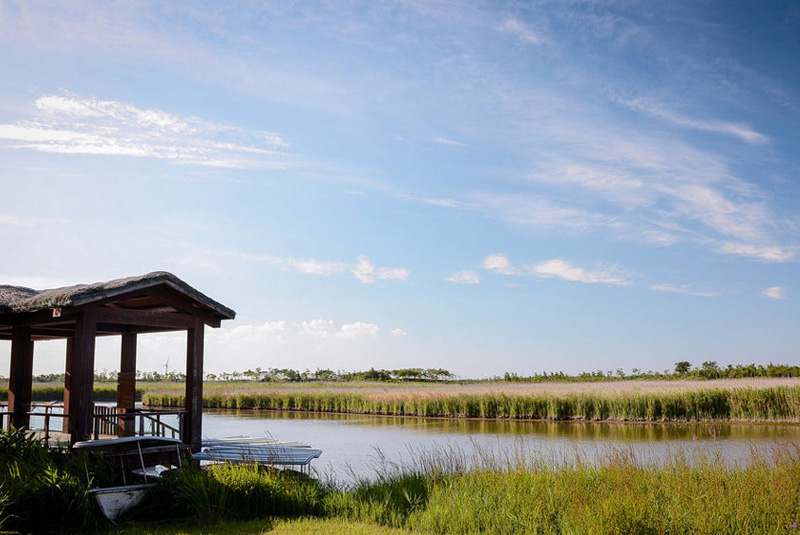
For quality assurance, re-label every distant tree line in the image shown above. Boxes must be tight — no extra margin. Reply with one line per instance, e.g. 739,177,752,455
204,367,455,382
17,361,800,384
502,361,800,382
22,367,454,383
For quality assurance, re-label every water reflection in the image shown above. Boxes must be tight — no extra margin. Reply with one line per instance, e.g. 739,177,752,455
202,409,800,484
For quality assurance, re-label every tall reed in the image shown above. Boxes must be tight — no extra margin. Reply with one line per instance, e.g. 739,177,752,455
144,386,800,422
330,443,800,534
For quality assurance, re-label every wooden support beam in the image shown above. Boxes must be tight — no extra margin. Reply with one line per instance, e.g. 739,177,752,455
8,326,34,430
96,308,198,330
148,286,222,328
63,338,73,433
68,309,97,443
184,319,205,451
117,332,137,436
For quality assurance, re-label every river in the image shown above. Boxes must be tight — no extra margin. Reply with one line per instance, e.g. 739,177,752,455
201,409,800,485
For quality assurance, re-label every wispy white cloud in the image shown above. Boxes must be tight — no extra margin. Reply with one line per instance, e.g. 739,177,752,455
397,193,478,209
650,283,720,298
474,193,619,232
198,319,388,373
623,98,769,145
245,252,409,284
0,212,69,229
761,286,785,300
336,321,381,340
481,253,519,275
351,255,410,284
718,243,796,263
432,137,467,147
390,328,407,337
527,259,632,286
0,94,291,168
496,17,545,45
446,270,480,285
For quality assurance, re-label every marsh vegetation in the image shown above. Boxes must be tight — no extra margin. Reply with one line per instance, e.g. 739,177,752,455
3,428,799,534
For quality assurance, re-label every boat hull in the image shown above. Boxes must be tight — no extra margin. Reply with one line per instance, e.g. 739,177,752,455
89,484,154,520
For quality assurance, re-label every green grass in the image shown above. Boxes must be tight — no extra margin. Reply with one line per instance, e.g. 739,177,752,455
0,427,101,534
328,443,800,534
4,426,800,535
115,517,406,535
142,385,800,422
130,463,327,523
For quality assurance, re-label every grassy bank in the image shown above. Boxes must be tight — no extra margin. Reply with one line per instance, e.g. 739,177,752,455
6,378,800,422
143,384,800,422
3,427,799,534
337,443,800,534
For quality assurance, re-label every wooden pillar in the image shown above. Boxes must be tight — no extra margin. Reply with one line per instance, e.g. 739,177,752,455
62,338,73,433
8,326,34,430
184,319,204,451
116,332,137,436
68,309,97,443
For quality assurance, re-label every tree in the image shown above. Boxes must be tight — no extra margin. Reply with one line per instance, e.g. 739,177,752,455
674,361,692,377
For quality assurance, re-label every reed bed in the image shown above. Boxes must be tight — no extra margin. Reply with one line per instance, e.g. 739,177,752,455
330,443,800,534
132,442,800,534
4,426,800,534
140,377,800,397
144,385,800,422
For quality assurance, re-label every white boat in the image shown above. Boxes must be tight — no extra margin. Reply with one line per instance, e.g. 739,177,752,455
73,436,185,520
87,484,153,521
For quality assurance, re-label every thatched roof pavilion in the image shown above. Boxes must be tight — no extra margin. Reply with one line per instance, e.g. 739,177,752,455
0,272,235,450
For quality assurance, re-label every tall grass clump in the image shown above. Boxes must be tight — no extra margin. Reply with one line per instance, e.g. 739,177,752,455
132,462,328,523
0,427,100,533
331,443,800,534
145,386,800,422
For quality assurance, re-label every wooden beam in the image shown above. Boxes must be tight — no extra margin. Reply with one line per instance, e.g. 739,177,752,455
68,309,96,443
96,307,198,330
63,338,73,433
8,326,34,430
148,286,222,328
117,333,137,436
184,319,205,451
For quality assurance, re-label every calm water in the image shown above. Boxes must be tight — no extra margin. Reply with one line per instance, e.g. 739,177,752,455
201,409,800,484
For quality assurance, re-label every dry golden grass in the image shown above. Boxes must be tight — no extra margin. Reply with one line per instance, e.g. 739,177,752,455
140,377,800,397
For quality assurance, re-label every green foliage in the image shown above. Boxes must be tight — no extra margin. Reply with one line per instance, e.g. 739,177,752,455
0,427,99,534
204,367,454,382
132,463,327,523
330,444,800,535
674,361,692,376
145,386,800,422
503,362,800,382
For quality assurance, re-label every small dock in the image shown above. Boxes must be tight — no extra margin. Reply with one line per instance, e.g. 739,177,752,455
193,436,322,474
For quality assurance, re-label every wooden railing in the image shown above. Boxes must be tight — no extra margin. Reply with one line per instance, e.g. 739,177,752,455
1,403,186,443
92,406,186,440
0,404,10,431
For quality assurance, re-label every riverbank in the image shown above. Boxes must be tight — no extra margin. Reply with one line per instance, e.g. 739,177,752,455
4,378,800,422
4,428,798,534
143,379,800,422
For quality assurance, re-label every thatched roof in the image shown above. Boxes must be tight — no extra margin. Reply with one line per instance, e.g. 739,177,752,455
0,271,236,319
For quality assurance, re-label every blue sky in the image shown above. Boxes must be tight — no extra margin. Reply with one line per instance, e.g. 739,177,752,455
1,1,798,378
